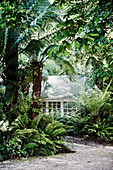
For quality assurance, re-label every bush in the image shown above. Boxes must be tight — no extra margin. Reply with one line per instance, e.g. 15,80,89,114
82,116,113,140
0,113,67,161
53,110,113,141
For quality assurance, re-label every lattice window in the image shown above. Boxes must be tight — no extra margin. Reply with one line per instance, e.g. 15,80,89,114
40,102,46,112
40,100,75,114
63,101,75,113
48,102,61,112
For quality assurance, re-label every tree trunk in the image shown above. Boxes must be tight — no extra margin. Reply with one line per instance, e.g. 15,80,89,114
32,61,43,118
21,75,30,96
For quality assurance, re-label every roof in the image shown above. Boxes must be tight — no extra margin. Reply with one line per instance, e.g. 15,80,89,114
41,75,84,99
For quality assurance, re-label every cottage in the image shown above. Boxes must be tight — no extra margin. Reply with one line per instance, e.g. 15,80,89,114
40,75,84,115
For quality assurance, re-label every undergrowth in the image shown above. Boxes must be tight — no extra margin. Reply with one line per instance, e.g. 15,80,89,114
0,113,67,161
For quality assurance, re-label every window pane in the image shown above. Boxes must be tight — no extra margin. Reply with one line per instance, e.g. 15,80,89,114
49,102,52,107
57,102,60,108
43,102,46,107
53,102,56,108
49,102,52,112
40,102,46,112
63,102,67,108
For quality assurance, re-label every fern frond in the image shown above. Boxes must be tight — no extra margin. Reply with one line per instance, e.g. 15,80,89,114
24,143,38,149
16,128,37,136
11,114,29,130
45,121,64,135
54,140,64,145
52,128,66,137
44,137,54,144
10,137,22,146
31,113,43,128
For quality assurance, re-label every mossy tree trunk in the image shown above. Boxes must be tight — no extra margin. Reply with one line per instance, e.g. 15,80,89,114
32,61,43,119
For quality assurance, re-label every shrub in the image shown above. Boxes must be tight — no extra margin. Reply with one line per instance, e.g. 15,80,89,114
0,113,67,161
82,116,113,140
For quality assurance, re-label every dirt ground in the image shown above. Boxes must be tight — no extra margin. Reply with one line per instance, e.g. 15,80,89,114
0,136,113,170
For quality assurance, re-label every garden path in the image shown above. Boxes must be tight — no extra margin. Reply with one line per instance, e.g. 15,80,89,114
0,137,113,170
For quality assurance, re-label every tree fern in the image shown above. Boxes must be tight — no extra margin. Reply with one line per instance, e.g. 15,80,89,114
81,84,111,116
0,0,59,115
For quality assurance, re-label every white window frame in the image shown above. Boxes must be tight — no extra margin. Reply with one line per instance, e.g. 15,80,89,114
40,99,75,115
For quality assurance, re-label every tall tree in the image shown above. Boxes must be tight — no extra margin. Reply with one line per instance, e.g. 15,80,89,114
23,12,77,118
0,0,58,118
0,0,64,119
0,0,27,116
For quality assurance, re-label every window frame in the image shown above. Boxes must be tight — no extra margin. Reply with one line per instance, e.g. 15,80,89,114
40,99,75,115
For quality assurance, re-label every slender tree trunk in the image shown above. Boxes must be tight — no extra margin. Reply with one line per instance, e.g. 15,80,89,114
21,75,30,96
32,61,43,118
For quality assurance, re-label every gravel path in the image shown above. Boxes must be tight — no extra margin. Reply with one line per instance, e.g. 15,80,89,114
0,137,113,170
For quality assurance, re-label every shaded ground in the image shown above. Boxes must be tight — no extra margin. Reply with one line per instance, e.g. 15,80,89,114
0,136,113,170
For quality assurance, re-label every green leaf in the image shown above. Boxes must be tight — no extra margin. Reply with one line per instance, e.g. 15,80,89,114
85,45,89,52
28,27,35,32
31,114,43,128
58,32,63,41
59,45,64,53
87,36,94,42
64,49,70,57
54,144,62,149
52,128,66,137
24,143,38,149
45,137,54,144
54,140,64,144
45,123,54,134
89,33,99,37
66,42,71,50
97,73,100,77
105,127,113,130
53,47,59,54
104,12,110,19
74,41,80,48
63,30,69,37
96,28,101,32
57,51,63,57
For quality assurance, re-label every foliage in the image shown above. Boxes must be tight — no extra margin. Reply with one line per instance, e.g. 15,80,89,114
53,112,80,135
52,0,113,115
85,38,113,91
52,84,113,141
82,116,113,140
53,111,92,136
44,59,61,76
0,135,26,160
0,95,32,124
0,0,113,161
81,88,111,116
53,110,113,141
0,0,60,115
52,0,113,89
0,113,67,161
54,0,112,45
